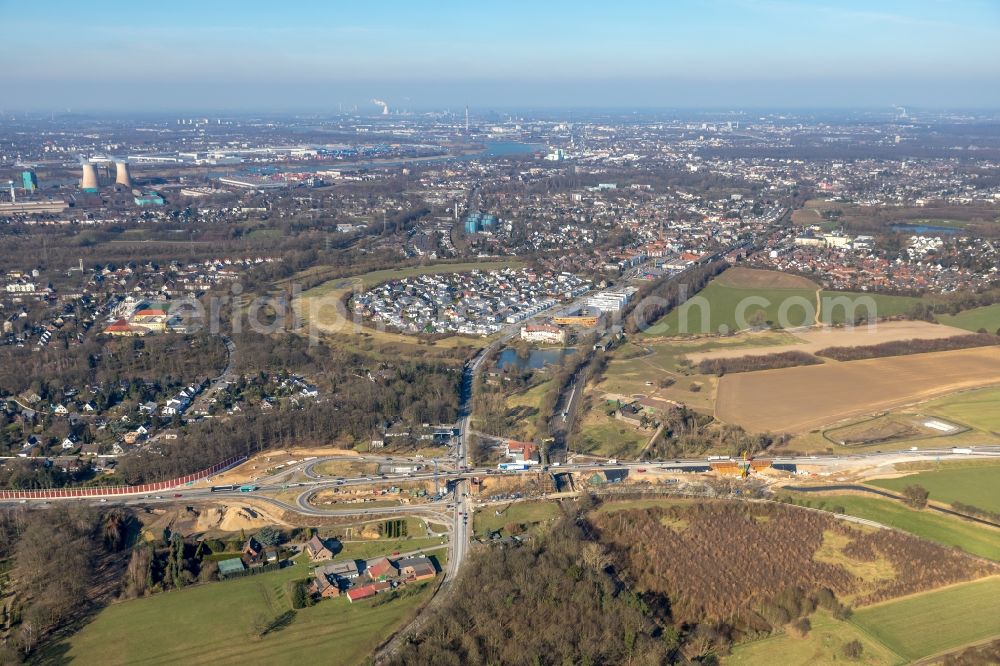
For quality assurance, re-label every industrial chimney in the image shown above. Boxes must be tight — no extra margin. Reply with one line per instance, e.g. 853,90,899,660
115,160,133,188
80,161,99,191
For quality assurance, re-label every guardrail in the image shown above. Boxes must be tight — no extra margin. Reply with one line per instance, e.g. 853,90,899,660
0,455,247,500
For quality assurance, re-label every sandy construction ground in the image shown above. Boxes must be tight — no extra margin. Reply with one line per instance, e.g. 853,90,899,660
687,321,970,364
716,346,1000,433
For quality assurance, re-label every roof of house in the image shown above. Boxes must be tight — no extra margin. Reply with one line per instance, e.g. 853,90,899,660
346,580,390,601
305,535,330,557
316,559,359,578
397,555,431,568
366,556,397,578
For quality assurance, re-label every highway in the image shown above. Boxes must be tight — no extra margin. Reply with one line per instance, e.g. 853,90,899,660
10,447,998,511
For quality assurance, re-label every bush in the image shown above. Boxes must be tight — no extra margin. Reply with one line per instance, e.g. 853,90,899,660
698,351,820,376
902,484,930,510
288,579,313,609
841,639,864,660
788,617,811,638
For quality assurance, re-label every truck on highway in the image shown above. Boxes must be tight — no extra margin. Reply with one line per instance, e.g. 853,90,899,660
238,484,259,492
497,463,530,472
951,447,973,455
211,485,236,493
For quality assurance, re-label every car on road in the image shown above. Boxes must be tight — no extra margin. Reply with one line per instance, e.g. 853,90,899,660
99,498,108,503
173,494,182,498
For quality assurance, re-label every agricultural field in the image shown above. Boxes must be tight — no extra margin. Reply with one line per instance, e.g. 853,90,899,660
473,500,561,537
779,493,1000,561
866,461,1000,513
938,303,1000,333
716,346,1000,433
643,267,924,336
63,555,436,666
851,577,1000,662
646,278,819,336
727,609,904,666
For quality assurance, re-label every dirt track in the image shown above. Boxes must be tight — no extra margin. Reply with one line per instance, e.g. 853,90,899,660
688,321,970,364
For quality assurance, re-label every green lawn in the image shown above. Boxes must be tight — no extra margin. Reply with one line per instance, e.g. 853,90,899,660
647,283,819,335
819,291,923,323
728,610,904,666
573,417,651,459
473,500,561,537
642,278,924,336
921,386,1000,433
64,556,435,666
938,303,1000,333
851,577,1000,661
783,494,1000,561
336,536,447,561
867,462,1000,513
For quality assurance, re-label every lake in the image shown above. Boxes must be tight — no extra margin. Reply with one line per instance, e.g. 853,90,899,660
498,347,575,371
890,223,961,236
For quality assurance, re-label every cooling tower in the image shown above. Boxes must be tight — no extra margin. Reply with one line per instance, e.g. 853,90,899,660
115,161,133,188
80,162,99,191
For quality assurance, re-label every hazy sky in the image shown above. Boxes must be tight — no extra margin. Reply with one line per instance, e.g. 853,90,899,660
3,0,999,111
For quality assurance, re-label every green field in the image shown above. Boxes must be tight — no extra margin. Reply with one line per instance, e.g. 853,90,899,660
573,416,650,459
921,386,1000,433
646,282,819,335
473,500,561,537
938,303,1000,333
819,291,923,322
643,282,921,336
337,537,447,561
783,494,1000,561
728,610,904,666
867,462,1000,513
64,556,435,665
851,577,1000,661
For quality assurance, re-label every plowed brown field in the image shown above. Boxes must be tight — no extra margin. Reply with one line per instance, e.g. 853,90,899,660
716,346,1000,433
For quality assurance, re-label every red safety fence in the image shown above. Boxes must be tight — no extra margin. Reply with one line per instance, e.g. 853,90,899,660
0,455,247,500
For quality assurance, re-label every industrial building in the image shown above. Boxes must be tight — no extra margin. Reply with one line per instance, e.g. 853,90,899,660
21,170,37,192
464,211,497,234
80,161,99,192
114,161,133,189
134,190,165,206
585,287,639,313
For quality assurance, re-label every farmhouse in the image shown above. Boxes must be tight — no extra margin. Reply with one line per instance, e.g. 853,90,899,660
304,535,334,561
505,440,539,464
397,556,437,582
